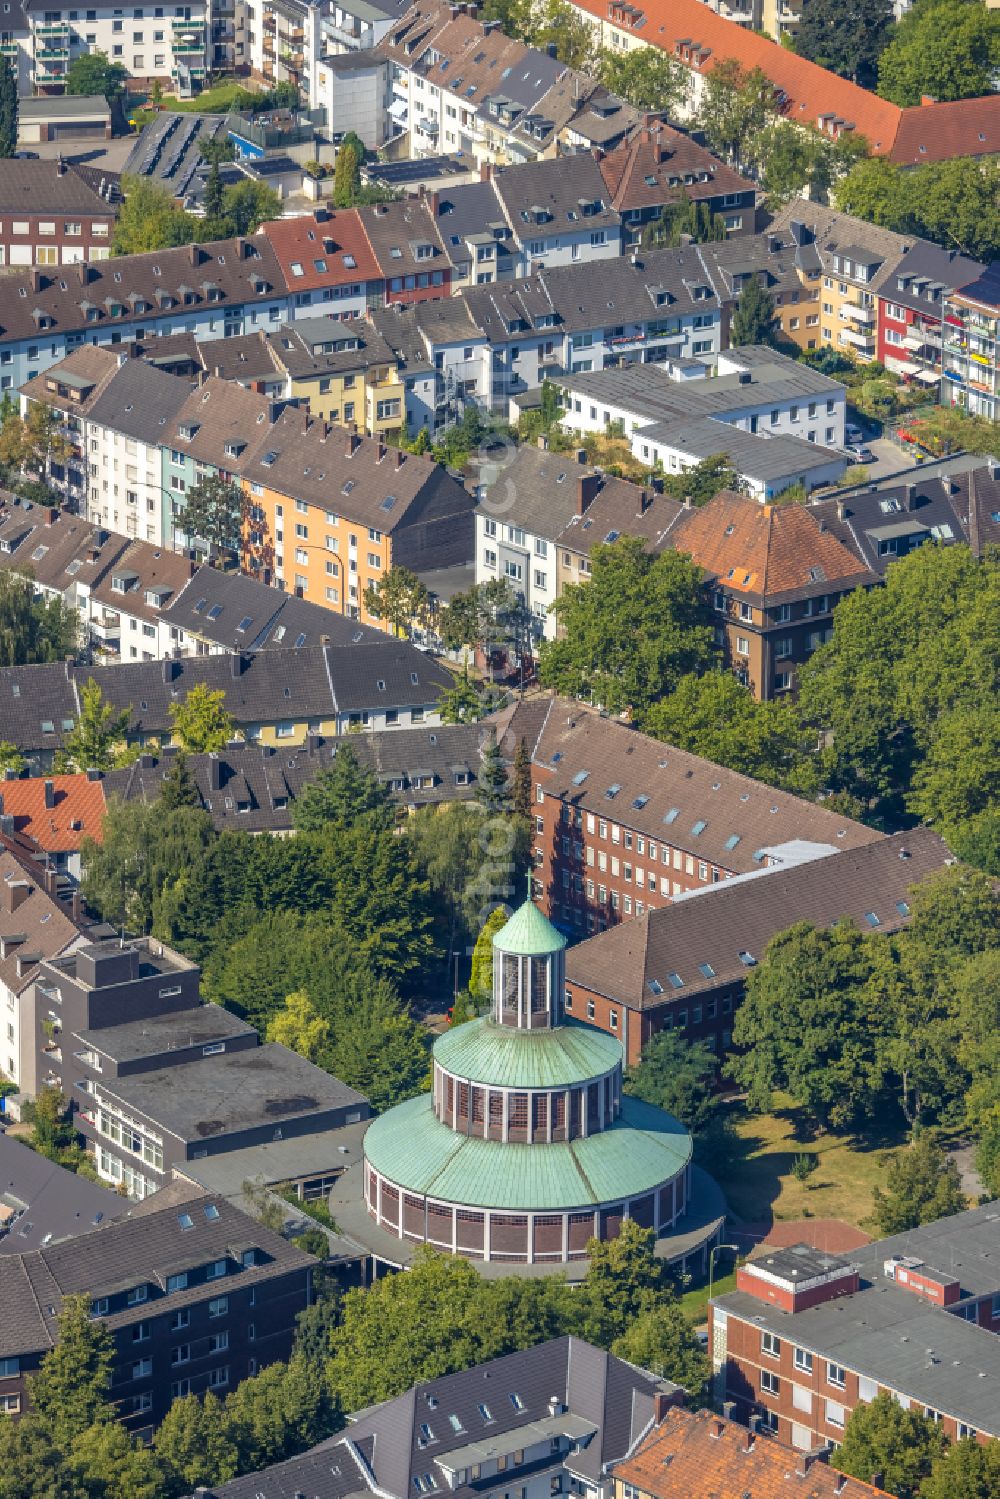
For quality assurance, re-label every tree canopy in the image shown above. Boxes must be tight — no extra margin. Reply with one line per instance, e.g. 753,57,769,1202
597,47,687,112
871,1134,966,1235
0,55,17,159
538,537,716,720
168,682,235,754
834,1392,946,1498
794,0,893,82
877,0,1000,105
0,571,78,667
835,156,1000,263
730,278,779,347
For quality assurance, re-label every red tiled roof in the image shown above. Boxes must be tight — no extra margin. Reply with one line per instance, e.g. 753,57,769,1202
614,1408,892,1498
891,93,1000,165
262,209,382,293
598,122,754,210
0,775,107,853
574,0,1000,163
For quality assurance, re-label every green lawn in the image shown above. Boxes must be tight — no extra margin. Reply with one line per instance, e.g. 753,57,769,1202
679,1266,738,1325
166,80,262,113
713,1094,904,1231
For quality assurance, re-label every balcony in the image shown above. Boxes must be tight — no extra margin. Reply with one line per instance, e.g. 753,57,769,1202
37,21,69,34
37,45,69,58
0,40,19,54
173,37,204,52
839,301,875,324
262,35,274,53
840,326,876,351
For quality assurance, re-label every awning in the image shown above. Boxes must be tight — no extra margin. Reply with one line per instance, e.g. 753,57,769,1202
388,98,408,121
913,368,941,384
890,359,921,377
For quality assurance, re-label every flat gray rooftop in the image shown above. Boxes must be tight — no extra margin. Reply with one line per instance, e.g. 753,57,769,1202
96,1043,367,1141
76,1004,255,1064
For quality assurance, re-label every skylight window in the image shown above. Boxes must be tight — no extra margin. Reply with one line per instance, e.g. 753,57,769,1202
632,794,649,809
478,1403,493,1423
864,911,880,927
204,1204,220,1221
647,979,663,995
510,1393,525,1411
178,1213,194,1230
896,900,910,917
448,1414,464,1433
691,819,707,836
571,770,589,785
667,972,683,989
738,950,757,967
295,633,307,648
724,833,741,850
193,598,207,613
663,807,680,824
698,962,715,979
381,495,397,511
605,783,621,799
207,605,223,621
236,616,252,633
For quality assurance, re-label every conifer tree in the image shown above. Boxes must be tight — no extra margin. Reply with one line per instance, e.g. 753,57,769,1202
475,733,510,815
160,751,201,810
0,56,18,159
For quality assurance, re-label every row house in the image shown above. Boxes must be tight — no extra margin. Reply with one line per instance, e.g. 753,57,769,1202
262,209,385,324
475,445,683,639
0,642,455,766
0,158,118,269
555,345,850,500
238,404,475,618
22,0,211,96
0,233,289,396
563,827,947,1064
941,265,1000,421
0,1186,314,1436
0,770,105,883
596,121,757,244
504,70,639,162
566,0,1000,165
671,489,874,698
810,461,1000,575
375,1,565,165
711,1204,1000,1451
523,697,880,939
876,241,983,392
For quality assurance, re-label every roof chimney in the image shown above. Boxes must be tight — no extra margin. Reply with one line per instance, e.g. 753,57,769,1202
208,753,223,791
903,482,916,511
43,780,55,810
231,652,246,678
347,431,361,457
56,153,66,176
162,657,179,683
577,471,601,516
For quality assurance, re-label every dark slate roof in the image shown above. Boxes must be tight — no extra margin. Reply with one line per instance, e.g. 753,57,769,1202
566,828,952,1011
82,357,193,444
327,640,454,712
886,240,983,319
358,198,450,281
0,1188,315,1359
199,1336,670,1499
809,462,1000,576
489,154,620,247
0,158,116,216
0,500,128,596
163,566,379,652
0,661,78,753
479,446,678,544
96,1042,368,1142
0,1132,125,1254
75,1003,256,1065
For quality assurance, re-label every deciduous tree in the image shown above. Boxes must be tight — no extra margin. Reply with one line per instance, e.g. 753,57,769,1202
154,1392,242,1495
871,1134,965,1235
921,1437,1000,1499
611,1303,709,1395
693,60,780,172
0,56,17,159
168,682,234,754
362,565,429,637
292,742,394,833
177,472,245,555
877,0,1000,105
62,677,131,772
795,0,892,82
266,988,331,1062
112,175,196,254
598,46,687,111
834,1392,945,1498
29,1295,114,1447
538,538,716,719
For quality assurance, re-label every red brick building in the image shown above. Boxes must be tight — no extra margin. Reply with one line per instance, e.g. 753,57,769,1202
710,1208,1000,1452
527,699,880,943
562,827,949,1065
0,159,117,269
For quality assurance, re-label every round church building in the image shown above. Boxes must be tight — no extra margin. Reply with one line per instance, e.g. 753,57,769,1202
333,893,725,1274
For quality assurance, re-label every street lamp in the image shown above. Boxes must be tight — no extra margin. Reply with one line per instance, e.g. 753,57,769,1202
708,1242,739,1305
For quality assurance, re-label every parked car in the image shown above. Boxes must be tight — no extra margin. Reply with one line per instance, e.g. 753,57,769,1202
845,423,866,445
845,443,875,463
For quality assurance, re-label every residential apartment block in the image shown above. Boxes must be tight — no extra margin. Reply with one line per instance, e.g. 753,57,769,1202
197,1335,680,1499
563,828,949,1064
0,1183,314,1434
475,446,683,640
556,346,849,500
523,698,881,940
942,265,1000,421
877,242,983,391
671,489,874,698
22,0,211,95
711,1204,1000,1449
597,122,756,243
0,158,117,268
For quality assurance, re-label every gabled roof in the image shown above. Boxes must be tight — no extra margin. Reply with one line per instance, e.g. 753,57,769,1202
566,829,950,1010
0,845,85,997
533,697,881,876
88,537,197,625
263,207,382,292
615,1408,890,1498
0,501,127,597
358,197,450,279
0,158,118,217
0,1132,124,1255
597,122,754,212
162,564,376,652
0,774,107,853
672,489,875,604
570,0,1000,163
489,154,620,245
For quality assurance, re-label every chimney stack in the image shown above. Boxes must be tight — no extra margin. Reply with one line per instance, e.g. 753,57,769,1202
208,753,223,791
577,471,601,516
43,780,55,810
903,482,916,511
347,431,361,457
231,652,246,678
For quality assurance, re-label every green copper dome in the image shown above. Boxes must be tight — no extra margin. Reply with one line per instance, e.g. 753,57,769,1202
494,895,567,957
433,1016,621,1089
